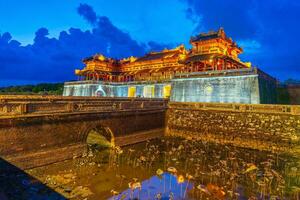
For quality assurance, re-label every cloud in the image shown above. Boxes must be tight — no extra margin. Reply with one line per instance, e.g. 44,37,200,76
0,3,171,85
184,0,258,39
147,41,173,52
77,3,97,25
238,39,261,54
184,0,300,80
1,1,299,85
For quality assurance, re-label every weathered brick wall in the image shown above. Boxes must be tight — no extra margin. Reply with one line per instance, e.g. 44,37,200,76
0,110,166,169
2,95,300,170
0,110,165,155
166,102,300,154
0,96,167,169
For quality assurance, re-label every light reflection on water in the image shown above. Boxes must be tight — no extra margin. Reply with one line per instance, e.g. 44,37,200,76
25,136,300,199
103,137,300,200
109,173,193,200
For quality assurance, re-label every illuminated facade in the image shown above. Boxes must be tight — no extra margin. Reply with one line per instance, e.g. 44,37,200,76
63,28,277,104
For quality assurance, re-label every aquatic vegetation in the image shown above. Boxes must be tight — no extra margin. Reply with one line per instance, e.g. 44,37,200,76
184,173,193,198
24,136,300,199
166,166,176,172
110,190,119,200
156,169,164,177
177,175,184,197
244,163,258,173
128,179,141,199
119,174,126,188
137,141,287,199
196,184,211,199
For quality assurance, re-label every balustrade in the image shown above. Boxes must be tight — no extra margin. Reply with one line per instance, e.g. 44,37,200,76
169,102,300,115
0,96,167,116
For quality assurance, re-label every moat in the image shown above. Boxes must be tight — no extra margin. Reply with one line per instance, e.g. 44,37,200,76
2,136,299,200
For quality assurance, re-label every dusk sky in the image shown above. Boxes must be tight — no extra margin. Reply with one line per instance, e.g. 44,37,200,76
0,0,299,86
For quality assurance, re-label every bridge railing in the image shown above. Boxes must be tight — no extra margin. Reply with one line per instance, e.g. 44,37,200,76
0,95,168,116
168,102,300,115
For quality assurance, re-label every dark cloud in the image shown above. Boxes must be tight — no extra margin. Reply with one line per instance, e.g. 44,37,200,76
185,0,257,39
184,0,300,80
147,41,174,52
77,3,97,25
92,16,146,58
1,2,298,85
0,4,170,85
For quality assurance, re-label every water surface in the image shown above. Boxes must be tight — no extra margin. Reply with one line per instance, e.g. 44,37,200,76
24,137,300,199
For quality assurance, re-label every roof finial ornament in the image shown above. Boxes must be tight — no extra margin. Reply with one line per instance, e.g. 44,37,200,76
218,27,225,38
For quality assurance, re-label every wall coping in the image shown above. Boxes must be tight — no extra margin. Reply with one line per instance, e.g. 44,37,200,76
0,96,168,117
1,95,299,117
0,95,167,102
168,102,300,115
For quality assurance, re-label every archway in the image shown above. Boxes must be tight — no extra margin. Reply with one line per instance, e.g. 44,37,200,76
95,85,107,97
85,126,115,150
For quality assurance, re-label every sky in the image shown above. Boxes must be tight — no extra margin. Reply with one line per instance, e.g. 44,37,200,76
0,0,299,86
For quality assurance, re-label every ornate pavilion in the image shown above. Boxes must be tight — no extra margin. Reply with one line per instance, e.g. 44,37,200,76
74,28,251,82
63,28,277,104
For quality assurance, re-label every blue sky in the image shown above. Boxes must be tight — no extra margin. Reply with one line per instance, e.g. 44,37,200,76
0,0,299,86
0,0,195,45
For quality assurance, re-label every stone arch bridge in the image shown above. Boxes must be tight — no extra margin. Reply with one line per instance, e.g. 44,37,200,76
0,96,167,169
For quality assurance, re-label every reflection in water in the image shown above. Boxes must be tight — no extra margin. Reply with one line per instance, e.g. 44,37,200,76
0,157,66,200
107,137,300,199
109,173,193,200
26,137,300,199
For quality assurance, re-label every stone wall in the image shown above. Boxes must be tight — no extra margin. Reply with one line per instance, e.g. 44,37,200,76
2,95,300,169
0,96,167,169
170,74,260,103
170,68,277,104
166,102,300,154
0,95,167,116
